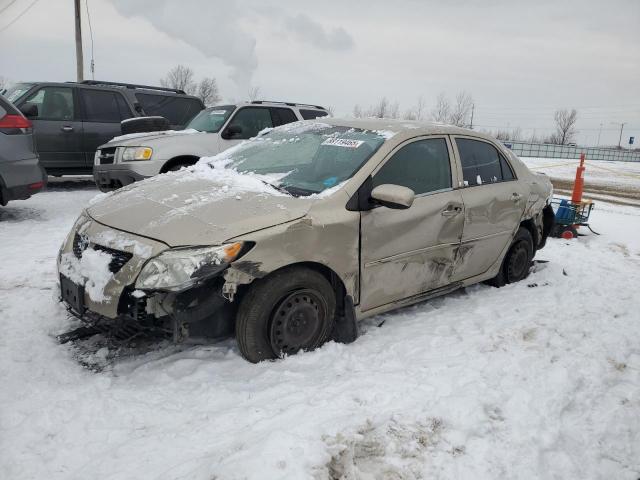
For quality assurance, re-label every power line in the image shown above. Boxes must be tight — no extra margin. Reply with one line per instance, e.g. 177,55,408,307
0,0,39,34
85,0,95,79
0,0,18,15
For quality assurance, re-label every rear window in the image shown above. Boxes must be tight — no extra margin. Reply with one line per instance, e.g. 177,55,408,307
299,109,328,120
135,93,203,126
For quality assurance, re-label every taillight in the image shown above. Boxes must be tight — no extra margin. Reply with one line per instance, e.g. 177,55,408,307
0,114,33,134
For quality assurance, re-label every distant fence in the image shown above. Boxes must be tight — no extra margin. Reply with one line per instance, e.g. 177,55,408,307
502,141,640,162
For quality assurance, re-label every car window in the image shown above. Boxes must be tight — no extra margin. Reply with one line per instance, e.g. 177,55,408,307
187,105,235,133
135,93,203,126
456,138,512,186
299,109,328,120
3,83,34,103
81,89,132,122
23,86,75,121
373,138,452,195
270,107,297,126
227,107,273,139
500,155,515,180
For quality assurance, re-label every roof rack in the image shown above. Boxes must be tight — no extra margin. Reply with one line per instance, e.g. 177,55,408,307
251,100,326,110
78,80,186,94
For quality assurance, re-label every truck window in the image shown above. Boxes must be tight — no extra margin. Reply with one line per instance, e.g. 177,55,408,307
80,89,132,122
23,86,75,121
299,109,328,120
135,93,203,126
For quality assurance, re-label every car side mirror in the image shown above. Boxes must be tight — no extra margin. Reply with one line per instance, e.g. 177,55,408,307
19,103,38,118
222,124,242,140
370,184,415,210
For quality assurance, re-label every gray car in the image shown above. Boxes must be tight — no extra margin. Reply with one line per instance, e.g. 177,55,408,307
58,118,554,363
0,95,46,206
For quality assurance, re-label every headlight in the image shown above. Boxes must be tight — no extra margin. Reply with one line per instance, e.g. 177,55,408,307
135,242,248,291
94,150,101,165
122,146,153,161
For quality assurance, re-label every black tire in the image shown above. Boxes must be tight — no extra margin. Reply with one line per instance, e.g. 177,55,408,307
236,267,336,363
166,163,190,172
120,116,171,135
488,227,534,287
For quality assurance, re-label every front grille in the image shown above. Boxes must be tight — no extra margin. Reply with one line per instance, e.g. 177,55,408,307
99,147,116,165
72,233,133,273
73,233,87,258
93,244,133,273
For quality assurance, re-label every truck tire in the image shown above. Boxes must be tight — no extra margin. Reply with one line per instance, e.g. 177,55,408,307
120,116,171,135
236,267,336,363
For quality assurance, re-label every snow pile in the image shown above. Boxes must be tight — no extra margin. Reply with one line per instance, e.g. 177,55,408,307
93,230,153,258
58,250,113,303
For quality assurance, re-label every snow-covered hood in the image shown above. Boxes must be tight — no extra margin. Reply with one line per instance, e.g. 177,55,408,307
86,169,313,247
103,129,206,148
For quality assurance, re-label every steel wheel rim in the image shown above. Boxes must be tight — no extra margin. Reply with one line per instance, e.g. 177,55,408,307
269,289,327,356
507,241,529,280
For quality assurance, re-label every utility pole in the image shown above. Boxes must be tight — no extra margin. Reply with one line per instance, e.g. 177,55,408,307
597,123,603,147
74,0,84,82
469,103,475,129
611,122,626,148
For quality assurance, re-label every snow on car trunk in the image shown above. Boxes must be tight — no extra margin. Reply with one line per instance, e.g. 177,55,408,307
1,184,639,479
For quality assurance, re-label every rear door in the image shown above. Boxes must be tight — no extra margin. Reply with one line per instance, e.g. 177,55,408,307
79,88,134,166
19,86,84,172
360,136,464,311
450,136,526,282
218,106,274,151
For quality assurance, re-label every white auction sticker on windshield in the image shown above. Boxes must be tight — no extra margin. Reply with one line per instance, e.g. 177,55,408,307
209,110,228,115
321,138,364,148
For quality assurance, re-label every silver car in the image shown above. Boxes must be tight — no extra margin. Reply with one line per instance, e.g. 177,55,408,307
58,118,554,363
0,95,46,206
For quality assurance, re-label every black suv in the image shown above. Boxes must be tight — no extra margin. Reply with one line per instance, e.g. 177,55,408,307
4,81,205,176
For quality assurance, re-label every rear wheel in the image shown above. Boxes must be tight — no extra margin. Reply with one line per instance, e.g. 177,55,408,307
488,227,534,287
236,267,336,363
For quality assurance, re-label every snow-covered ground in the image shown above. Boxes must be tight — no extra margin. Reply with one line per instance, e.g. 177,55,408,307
521,157,640,190
1,180,640,479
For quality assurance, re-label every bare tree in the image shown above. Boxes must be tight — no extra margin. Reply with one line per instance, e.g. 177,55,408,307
431,93,451,123
197,77,221,106
414,95,426,121
160,65,196,94
550,108,578,145
352,104,363,118
389,101,400,119
449,91,474,127
325,105,335,116
0,76,8,92
402,108,417,120
371,97,389,118
247,86,262,102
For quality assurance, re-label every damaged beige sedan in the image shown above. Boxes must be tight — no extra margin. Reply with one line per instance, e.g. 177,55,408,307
58,118,554,362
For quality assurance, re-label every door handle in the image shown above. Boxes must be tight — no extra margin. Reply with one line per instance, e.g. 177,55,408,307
511,193,522,202
61,126,74,132
442,206,462,217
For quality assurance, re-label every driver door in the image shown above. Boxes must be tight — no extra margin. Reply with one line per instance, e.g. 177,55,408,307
360,136,464,311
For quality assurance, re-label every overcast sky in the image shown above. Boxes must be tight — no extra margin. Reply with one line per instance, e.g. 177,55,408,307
1,0,638,146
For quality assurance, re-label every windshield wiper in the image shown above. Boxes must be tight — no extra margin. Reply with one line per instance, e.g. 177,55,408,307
260,179,292,196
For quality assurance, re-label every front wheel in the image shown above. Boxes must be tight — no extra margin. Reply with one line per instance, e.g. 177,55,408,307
488,227,534,287
235,267,336,363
